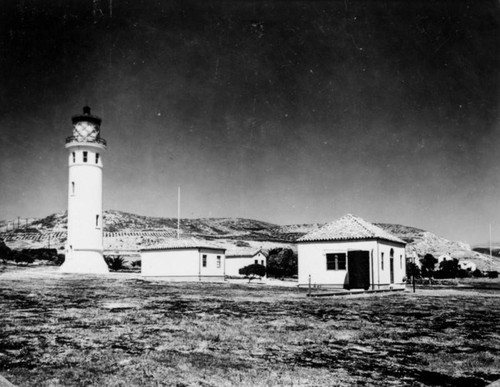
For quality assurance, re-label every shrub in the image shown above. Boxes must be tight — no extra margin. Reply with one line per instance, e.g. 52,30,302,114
406,262,421,280
131,260,141,268
104,256,127,271
472,268,483,278
239,264,266,281
13,251,34,265
267,248,297,278
435,258,460,279
487,271,498,279
55,254,65,266
0,240,12,262
420,254,438,279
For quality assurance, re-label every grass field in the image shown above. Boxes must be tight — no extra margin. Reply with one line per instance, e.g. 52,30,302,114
0,267,499,386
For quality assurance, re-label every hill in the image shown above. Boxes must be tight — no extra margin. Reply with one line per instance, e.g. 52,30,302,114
1,210,497,270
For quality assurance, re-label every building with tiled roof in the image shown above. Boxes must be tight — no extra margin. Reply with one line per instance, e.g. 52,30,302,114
225,248,268,277
141,238,226,282
297,214,406,290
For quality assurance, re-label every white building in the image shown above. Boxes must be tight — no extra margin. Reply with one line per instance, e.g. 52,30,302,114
225,249,268,277
297,214,406,290
61,106,108,274
141,239,226,281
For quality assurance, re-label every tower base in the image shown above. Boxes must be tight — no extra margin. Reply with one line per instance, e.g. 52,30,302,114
60,250,109,274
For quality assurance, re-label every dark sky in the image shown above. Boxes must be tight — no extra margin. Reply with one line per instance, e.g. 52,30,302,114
0,0,498,245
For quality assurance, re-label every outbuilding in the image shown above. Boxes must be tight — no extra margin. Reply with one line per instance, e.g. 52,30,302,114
225,248,268,277
141,238,226,282
297,214,406,290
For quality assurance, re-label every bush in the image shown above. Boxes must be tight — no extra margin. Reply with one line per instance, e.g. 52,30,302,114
457,269,471,278
435,258,460,279
104,256,127,271
472,268,483,278
487,271,499,279
420,254,438,279
406,262,421,280
55,254,65,266
267,248,297,278
131,260,141,268
13,251,34,265
0,240,12,262
239,264,266,281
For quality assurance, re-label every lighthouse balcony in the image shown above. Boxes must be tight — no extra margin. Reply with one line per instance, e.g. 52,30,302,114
66,136,107,146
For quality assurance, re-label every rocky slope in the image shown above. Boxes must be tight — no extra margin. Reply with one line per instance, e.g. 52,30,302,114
1,210,497,270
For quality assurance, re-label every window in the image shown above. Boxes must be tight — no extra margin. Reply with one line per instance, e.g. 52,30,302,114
381,253,384,270
71,182,75,194
72,152,75,163
95,153,100,164
202,255,207,267
400,255,403,269
217,256,221,268
96,215,99,227
326,253,346,271
255,259,258,265
83,151,88,163
261,260,264,265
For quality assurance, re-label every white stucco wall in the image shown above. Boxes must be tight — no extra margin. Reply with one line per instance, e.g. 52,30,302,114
298,240,406,289
141,248,225,281
199,248,226,278
63,142,107,274
225,252,267,276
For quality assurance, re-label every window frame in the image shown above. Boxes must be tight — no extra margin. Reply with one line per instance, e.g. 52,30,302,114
83,151,88,163
202,254,207,268
326,253,347,271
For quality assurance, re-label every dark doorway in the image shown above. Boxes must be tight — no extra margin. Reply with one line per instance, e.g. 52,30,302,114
347,250,370,290
390,249,395,284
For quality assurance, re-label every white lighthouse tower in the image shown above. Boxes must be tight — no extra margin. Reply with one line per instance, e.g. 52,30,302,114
60,106,108,274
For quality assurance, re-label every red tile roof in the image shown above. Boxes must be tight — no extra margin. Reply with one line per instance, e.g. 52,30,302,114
140,238,225,252
297,214,405,244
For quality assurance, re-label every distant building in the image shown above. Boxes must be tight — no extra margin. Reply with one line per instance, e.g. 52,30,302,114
458,260,476,272
297,214,406,290
141,238,226,282
225,248,268,277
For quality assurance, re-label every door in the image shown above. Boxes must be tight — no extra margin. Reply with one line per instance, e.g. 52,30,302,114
390,249,395,284
347,250,370,290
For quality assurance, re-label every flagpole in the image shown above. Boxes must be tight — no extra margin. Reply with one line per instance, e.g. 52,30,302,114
489,223,492,271
177,186,180,240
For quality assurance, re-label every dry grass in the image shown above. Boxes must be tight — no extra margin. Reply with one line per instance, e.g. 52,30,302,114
0,267,499,386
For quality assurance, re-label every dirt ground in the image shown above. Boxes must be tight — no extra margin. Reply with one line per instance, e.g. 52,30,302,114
0,266,499,386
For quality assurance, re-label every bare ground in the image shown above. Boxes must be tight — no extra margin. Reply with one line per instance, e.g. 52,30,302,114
0,266,499,386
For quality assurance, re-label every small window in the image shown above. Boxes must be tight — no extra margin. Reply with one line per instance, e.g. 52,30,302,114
72,152,75,163
261,260,264,265
217,256,221,268
95,153,100,164
83,151,88,163
381,253,385,270
202,255,207,267
400,255,403,269
96,215,99,227
71,182,75,194
326,253,346,271
255,259,258,265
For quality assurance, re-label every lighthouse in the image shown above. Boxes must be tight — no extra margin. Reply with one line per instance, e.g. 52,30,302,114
60,106,108,273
